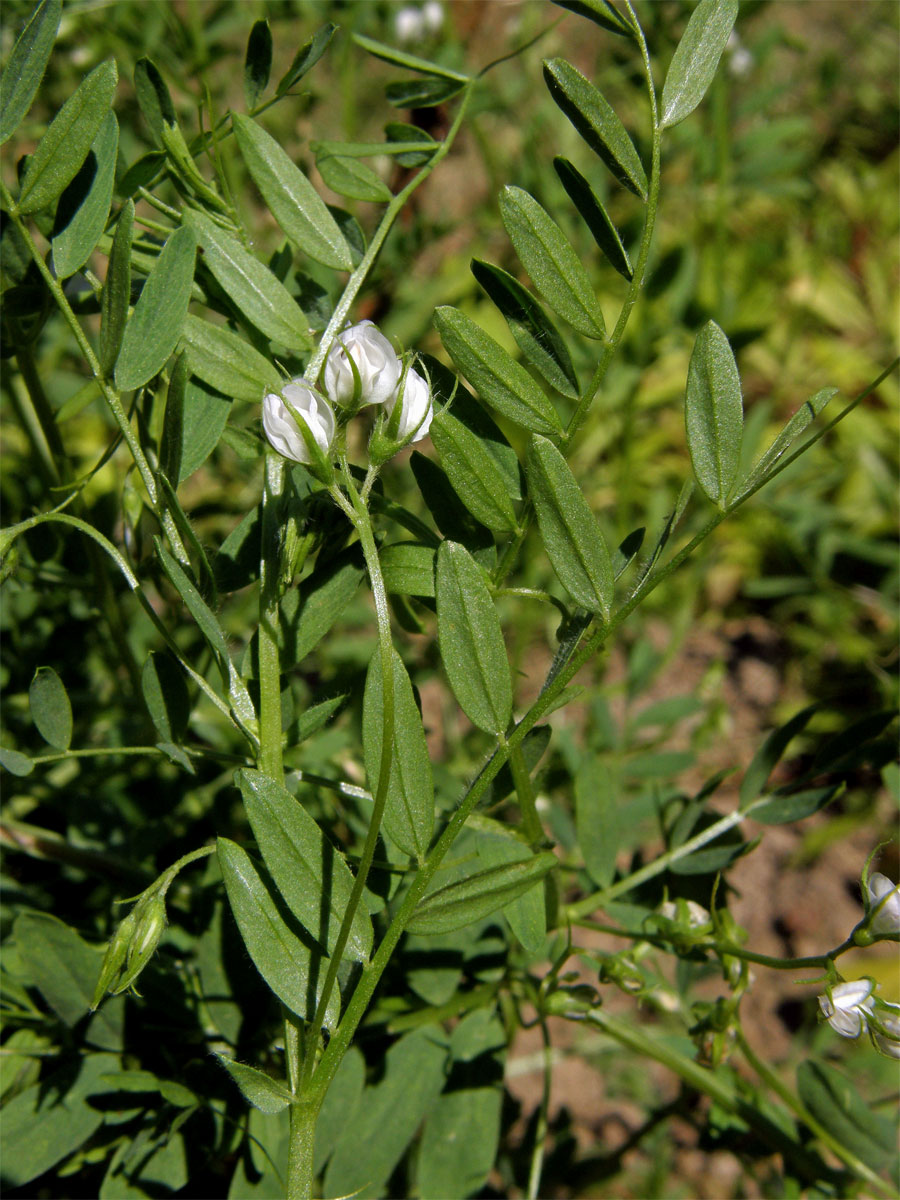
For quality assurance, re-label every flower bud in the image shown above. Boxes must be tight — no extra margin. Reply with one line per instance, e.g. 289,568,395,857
818,978,875,1038
91,907,139,1009
114,893,168,995
871,1003,900,1059
867,872,900,937
323,321,401,409
263,381,336,466
385,367,434,443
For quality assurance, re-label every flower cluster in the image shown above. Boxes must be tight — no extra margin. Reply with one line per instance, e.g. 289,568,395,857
262,321,433,468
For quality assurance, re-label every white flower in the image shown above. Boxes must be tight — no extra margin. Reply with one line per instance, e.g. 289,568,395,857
394,6,425,44
818,979,875,1039
867,872,900,936
659,899,710,929
385,367,434,442
872,1004,900,1059
323,321,402,409
422,1,444,33
262,381,335,464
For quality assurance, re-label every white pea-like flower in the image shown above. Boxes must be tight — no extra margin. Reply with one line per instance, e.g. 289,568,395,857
422,1,444,33
385,367,434,443
262,380,335,464
394,6,425,43
867,872,900,936
818,979,875,1039
323,320,402,409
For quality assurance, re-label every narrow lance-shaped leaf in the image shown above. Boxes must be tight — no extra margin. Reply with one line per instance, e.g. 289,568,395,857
553,156,633,280
661,0,739,129
183,208,311,348
430,408,519,534
407,851,558,934
471,259,580,398
575,759,620,887
180,313,282,401
29,666,72,751
51,111,118,280
0,0,63,146
434,306,563,437
312,145,393,204
17,59,118,214
552,0,632,37
351,32,470,82
435,540,512,735
238,768,374,961
500,186,606,339
232,113,352,271
244,19,273,110
217,837,339,1027
543,57,647,200
684,320,743,506
98,199,133,377
526,435,614,618
215,1055,292,1114
363,649,434,861
141,651,190,743
133,57,174,146
736,388,836,499
115,225,196,391
276,24,337,97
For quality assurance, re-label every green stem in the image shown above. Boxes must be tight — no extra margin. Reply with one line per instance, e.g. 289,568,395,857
526,1017,553,1200
257,454,286,781
286,1099,319,1200
508,739,544,847
298,472,396,1089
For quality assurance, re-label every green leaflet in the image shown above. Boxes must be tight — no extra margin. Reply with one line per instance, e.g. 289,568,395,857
351,32,470,82
660,0,739,129
471,259,579,398
180,313,282,401
217,837,339,1027
433,306,563,436
17,58,118,214
29,665,72,750
216,1055,292,1115
98,199,133,377
735,387,836,500
183,209,311,349
380,541,436,598
0,0,62,146
51,111,118,280
526,435,614,618
684,320,743,507
243,19,273,110
499,185,606,339
313,144,392,203
238,769,373,961
475,827,547,952
575,758,620,887
141,652,190,744
276,24,336,97
417,1086,503,1199
363,648,434,861
553,156,633,280
232,113,352,270
161,358,232,485
435,541,512,735
543,57,647,200
552,0,632,37
115,225,196,391
407,850,558,934
797,1061,897,1171
430,408,519,534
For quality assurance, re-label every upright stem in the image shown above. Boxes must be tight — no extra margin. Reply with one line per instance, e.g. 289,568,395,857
257,454,286,781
